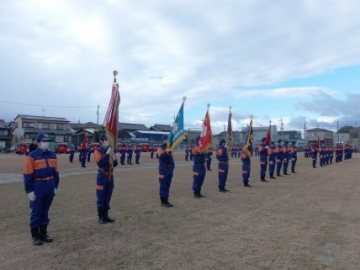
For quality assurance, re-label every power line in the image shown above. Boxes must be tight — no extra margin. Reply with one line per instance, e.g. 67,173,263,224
0,100,96,109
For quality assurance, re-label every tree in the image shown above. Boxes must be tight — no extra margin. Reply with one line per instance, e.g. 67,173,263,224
337,126,354,133
93,129,105,142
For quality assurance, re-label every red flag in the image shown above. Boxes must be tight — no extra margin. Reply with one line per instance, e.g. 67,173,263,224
199,109,212,152
81,135,88,150
316,135,320,148
226,110,233,151
103,78,121,164
265,124,271,146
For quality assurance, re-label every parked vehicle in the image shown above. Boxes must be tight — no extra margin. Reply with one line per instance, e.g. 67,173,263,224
54,143,68,154
15,142,30,155
140,143,150,152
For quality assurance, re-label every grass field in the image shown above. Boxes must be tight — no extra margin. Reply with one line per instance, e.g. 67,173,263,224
1,151,360,270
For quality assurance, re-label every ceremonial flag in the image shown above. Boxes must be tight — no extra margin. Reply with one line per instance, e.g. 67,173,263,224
243,119,254,157
103,71,121,165
168,97,187,151
226,107,233,153
265,124,271,146
199,106,212,152
316,135,320,148
81,135,88,150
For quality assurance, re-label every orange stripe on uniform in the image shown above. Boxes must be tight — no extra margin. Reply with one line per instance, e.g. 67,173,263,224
23,156,34,174
157,148,164,156
158,174,164,179
216,149,222,156
219,169,225,173
96,185,104,190
48,159,58,172
94,150,103,163
33,159,47,170
193,172,199,176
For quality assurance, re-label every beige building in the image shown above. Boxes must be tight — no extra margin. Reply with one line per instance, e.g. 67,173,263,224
13,114,72,143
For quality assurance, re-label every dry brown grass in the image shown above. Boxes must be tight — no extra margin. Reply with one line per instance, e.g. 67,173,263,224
1,151,360,270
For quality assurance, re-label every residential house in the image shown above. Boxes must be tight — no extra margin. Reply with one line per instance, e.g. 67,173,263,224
12,114,72,143
0,119,12,151
305,128,333,146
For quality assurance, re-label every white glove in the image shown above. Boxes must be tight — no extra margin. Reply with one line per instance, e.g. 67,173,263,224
106,147,112,155
112,153,116,161
54,188,57,195
27,192,36,201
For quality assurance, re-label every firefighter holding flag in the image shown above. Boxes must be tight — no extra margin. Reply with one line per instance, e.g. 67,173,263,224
240,117,254,187
94,71,120,224
157,97,187,207
192,104,212,198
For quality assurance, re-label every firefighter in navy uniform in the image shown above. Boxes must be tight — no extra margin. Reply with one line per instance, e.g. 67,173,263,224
282,141,291,175
86,143,92,162
241,150,252,187
94,134,118,224
120,143,126,165
216,139,229,192
185,146,190,161
69,147,75,163
311,144,318,168
150,145,155,159
268,141,277,179
127,144,133,165
205,147,213,170
29,138,38,153
157,135,175,207
276,139,283,177
290,141,298,173
192,136,207,198
258,137,269,182
23,133,60,246
135,143,141,164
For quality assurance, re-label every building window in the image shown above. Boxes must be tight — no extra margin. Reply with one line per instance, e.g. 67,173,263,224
56,123,63,130
42,122,50,129
0,130,8,135
23,122,35,128
63,135,69,142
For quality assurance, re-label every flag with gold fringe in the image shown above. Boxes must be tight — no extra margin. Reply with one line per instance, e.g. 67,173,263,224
168,97,187,151
199,105,212,152
226,107,233,153
243,118,253,157
265,123,271,146
103,71,121,165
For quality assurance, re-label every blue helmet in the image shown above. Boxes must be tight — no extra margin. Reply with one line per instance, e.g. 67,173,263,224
271,141,275,144
292,141,296,145
277,139,282,143
261,137,266,142
219,139,226,144
99,133,107,141
284,140,289,145
36,133,50,141
162,135,168,140
196,135,201,141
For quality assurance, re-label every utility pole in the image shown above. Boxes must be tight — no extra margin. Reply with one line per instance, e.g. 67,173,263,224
280,118,284,138
304,122,306,145
96,104,100,125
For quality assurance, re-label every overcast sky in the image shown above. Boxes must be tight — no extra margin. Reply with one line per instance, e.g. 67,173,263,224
1,0,360,135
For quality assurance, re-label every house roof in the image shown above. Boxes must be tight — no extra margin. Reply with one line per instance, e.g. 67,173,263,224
306,128,333,132
149,124,172,132
119,122,149,131
15,114,70,122
21,128,73,135
69,122,102,131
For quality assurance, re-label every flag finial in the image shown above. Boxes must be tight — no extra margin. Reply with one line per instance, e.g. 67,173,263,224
113,70,118,82
183,96,187,102
229,106,232,113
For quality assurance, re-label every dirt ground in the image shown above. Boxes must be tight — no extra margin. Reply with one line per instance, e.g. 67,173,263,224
0,151,359,270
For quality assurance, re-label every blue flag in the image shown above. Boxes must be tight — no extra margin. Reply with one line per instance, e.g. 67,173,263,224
168,99,187,151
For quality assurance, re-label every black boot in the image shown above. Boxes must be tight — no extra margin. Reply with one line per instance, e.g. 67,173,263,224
161,197,173,207
31,228,42,246
283,171,290,175
270,174,276,179
194,191,205,198
40,226,53,243
244,183,252,187
98,210,107,224
104,210,115,223
219,187,229,192
261,176,268,182
291,170,297,173
277,173,283,177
